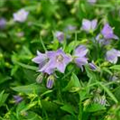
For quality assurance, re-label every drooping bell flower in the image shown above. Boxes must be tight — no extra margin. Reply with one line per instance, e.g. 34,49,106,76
82,19,97,33
101,23,118,40
106,48,120,64
13,9,29,22
13,95,23,104
96,24,118,45
40,49,72,74
73,45,88,70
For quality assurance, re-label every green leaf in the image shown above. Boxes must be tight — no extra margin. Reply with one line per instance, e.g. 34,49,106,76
15,61,37,71
41,100,58,112
0,91,9,107
71,73,81,88
24,111,42,120
11,84,46,95
98,82,118,104
60,104,76,117
84,103,106,112
110,65,120,71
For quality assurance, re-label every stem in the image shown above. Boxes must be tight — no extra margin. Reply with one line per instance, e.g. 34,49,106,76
40,36,47,52
73,32,78,54
78,96,82,120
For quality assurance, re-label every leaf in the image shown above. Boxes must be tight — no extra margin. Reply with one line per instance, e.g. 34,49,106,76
24,111,42,120
114,86,120,101
84,103,106,112
11,84,46,95
15,61,37,71
0,91,9,107
41,100,58,112
60,104,76,117
98,82,118,104
110,65,120,71
71,73,81,88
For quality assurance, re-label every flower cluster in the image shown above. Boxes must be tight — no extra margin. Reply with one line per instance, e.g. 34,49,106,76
32,46,88,75
82,19,120,64
32,18,120,89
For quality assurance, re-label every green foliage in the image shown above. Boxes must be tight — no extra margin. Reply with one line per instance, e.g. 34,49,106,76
1,0,120,119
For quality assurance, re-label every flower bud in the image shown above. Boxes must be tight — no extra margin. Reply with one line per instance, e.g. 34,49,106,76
46,75,55,89
36,73,44,84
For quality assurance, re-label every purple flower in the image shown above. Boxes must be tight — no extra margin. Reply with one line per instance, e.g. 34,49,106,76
87,0,97,4
66,25,76,31
0,18,6,29
55,31,64,43
40,49,72,74
101,24,118,40
106,49,120,64
32,51,48,69
82,19,97,33
13,9,29,22
13,95,23,104
73,45,88,70
46,75,55,89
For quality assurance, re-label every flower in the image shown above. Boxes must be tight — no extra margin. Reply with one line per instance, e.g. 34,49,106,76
73,45,88,70
13,9,29,22
13,95,23,104
106,49,120,64
55,31,64,43
101,23,118,40
66,25,76,31
46,75,55,89
87,0,97,4
32,50,48,69
0,18,6,29
82,19,97,33
40,49,72,74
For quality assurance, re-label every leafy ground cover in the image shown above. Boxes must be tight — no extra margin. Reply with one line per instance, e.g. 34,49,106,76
0,0,120,120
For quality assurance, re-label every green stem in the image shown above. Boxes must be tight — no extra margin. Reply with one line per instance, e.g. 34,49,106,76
78,96,82,120
40,36,47,52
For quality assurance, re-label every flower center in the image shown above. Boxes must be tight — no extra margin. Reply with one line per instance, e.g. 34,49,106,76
56,54,64,62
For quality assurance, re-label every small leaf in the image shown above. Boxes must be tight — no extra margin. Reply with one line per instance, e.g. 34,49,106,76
60,104,76,117
110,65,120,71
84,103,106,112
11,84,46,95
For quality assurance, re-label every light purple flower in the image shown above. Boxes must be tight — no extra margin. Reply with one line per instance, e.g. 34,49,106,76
82,19,97,33
0,18,6,29
13,9,29,22
106,49,120,64
101,24,118,40
40,49,72,74
32,51,48,69
55,31,64,43
66,25,76,31
87,0,97,4
13,95,23,104
73,45,88,70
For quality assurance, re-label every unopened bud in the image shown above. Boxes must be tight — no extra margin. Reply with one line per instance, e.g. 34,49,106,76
36,73,44,84
46,75,55,89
